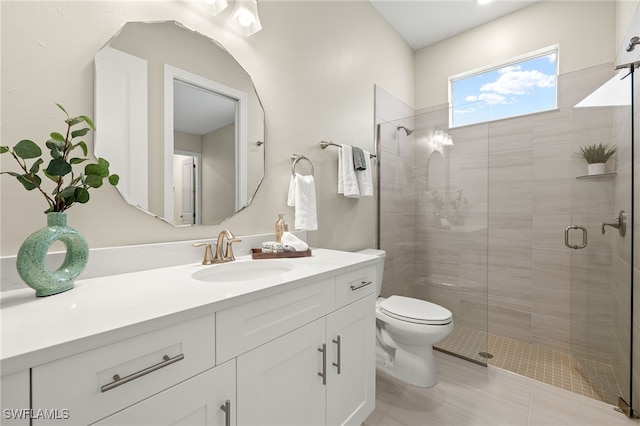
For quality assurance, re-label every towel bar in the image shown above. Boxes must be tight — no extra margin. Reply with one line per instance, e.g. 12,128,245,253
291,154,314,177
320,140,376,158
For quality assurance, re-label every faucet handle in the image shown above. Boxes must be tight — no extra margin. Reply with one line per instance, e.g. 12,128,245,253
193,242,215,265
224,238,242,261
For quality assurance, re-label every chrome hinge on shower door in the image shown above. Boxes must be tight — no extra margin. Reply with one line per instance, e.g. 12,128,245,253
565,225,587,249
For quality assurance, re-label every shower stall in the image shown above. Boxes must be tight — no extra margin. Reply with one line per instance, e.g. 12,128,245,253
376,60,636,414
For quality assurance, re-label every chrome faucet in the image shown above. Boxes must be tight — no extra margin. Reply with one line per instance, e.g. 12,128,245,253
214,229,242,263
192,229,242,265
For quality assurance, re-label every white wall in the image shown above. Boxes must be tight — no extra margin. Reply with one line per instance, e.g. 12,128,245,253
0,0,413,255
414,1,617,109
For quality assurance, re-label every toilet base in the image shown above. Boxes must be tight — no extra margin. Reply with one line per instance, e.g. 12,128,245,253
376,343,438,388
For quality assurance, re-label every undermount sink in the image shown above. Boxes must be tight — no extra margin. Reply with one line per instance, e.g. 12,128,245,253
191,260,295,283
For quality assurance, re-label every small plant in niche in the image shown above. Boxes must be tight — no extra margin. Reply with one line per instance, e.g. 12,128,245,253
1,103,119,212
575,143,617,164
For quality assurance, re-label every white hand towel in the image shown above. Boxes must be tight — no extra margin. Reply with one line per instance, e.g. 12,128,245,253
356,150,373,197
338,144,360,198
288,173,318,231
281,232,309,252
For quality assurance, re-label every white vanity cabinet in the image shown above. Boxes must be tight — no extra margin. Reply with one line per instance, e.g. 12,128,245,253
232,266,376,426
326,294,376,426
4,252,380,426
31,314,216,425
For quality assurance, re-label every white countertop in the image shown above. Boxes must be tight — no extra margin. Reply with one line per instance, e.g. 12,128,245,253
0,248,379,375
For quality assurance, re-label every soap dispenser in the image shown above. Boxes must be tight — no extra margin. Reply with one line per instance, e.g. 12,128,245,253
275,214,288,243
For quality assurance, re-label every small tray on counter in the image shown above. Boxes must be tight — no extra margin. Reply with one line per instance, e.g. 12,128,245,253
251,248,312,259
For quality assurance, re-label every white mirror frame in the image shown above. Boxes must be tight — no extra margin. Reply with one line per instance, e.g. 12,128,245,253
163,64,248,223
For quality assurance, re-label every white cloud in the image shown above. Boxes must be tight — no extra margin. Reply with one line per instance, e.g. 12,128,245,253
478,93,507,105
480,69,555,95
465,95,478,102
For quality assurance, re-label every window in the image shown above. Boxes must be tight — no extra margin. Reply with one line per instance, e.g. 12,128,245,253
450,46,558,127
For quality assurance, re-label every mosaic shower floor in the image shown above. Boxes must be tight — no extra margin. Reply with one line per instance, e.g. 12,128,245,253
435,325,622,406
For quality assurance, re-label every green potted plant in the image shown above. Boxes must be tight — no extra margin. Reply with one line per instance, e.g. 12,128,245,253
1,104,119,296
575,143,617,175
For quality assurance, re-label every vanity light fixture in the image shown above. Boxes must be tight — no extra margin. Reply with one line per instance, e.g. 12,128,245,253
477,0,494,4
227,0,262,36
204,0,229,15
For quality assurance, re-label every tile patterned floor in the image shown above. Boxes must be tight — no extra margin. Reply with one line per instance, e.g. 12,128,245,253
365,351,639,426
434,325,622,405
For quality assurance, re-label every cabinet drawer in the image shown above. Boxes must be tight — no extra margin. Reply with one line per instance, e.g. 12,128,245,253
94,360,236,426
32,314,215,425
335,266,376,309
216,278,334,363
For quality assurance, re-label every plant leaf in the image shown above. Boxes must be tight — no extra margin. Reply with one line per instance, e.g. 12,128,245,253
46,158,72,176
69,157,87,165
29,158,43,174
71,128,90,138
17,173,40,191
56,103,68,115
79,115,96,130
59,186,76,198
66,117,83,126
75,187,90,203
42,168,58,182
13,140,42,159
50,132,65,142
85,162,108,177
84,174,103,188
98,157,110,168
46,140,64,159
74,141,88,156
0,146,9,154
108,174,120,185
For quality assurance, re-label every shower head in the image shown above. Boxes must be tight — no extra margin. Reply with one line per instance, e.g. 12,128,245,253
397,125,414,136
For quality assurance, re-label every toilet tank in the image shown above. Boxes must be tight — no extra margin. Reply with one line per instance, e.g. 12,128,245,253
356,249,386,296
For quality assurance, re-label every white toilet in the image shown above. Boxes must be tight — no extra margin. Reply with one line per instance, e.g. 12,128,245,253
359,249,453,388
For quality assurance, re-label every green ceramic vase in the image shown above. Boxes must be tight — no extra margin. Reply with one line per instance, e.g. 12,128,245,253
17,212,89,297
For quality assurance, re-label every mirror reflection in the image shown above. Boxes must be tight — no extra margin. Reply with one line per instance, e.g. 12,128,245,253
94,21,265,226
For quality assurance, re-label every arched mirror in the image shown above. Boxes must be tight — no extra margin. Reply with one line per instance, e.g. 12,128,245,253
94,21,265,226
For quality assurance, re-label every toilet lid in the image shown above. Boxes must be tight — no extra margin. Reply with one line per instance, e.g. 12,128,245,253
380,296,452,325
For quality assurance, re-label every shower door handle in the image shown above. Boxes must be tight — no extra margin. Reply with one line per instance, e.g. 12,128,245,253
565,225,587,249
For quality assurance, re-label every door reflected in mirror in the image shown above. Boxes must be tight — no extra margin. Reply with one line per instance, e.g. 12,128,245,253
94,21,265,226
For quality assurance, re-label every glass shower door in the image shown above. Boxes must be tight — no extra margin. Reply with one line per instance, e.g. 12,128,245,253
569,69,633,409
378,107,490,366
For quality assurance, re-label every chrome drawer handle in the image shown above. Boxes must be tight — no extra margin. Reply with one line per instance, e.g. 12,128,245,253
100,353,185,393
332,335,341,374
318,344,327,385
220,399,231,426
350,280,372,291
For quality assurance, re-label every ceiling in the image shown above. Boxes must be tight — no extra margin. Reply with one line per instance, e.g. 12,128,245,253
370,0,540,50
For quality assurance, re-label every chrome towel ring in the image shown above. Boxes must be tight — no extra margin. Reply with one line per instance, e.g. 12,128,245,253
291,154,314,177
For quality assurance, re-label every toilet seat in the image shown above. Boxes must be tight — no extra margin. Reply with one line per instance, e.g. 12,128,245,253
380,296,452,325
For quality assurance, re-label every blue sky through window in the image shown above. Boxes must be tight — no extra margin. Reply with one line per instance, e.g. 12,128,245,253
451,50,557,127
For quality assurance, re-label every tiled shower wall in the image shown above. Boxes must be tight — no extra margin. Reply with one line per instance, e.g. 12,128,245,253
377,62,632,373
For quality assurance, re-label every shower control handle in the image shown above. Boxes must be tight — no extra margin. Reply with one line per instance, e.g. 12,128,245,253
564,225,587,249
601,210,626,237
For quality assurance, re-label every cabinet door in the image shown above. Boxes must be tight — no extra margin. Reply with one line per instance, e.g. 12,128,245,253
326,294,376,426
94,360,236,426
237,318,325,426
1,370,30,426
